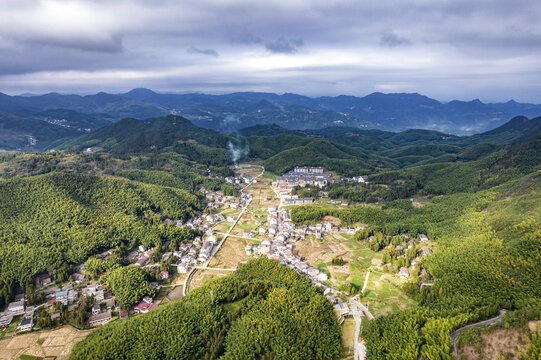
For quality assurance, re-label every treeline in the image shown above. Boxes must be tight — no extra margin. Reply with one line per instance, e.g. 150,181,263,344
70,258,342,360
57,115,235,167
369,134,541,199
0,172,202,286
292,184,541,358
0,151,238,196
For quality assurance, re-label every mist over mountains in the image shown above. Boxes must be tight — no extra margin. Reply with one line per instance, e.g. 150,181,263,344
1,88,541,151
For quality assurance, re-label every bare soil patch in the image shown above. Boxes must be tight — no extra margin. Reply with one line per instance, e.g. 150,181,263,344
209,238,248,268
190,269,230,289
459,326,530,360
0,326,92,360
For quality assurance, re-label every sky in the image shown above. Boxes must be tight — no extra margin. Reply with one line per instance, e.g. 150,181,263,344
0,0,540,102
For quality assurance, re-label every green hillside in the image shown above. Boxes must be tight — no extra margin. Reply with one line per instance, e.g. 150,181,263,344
0,110,82,151
262,138,388,176
58,115,234,166
0,172,201,285
244,117,541,171
70,258,342,360
290,133,541,359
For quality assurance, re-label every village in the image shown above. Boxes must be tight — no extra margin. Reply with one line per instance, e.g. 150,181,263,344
0,164,433,360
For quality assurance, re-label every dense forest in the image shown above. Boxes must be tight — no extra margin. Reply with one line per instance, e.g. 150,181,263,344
291,165,541,357
0,171,202,286
56,115,235,166
0,112,540,359
70,258,342,360
0,143,239,299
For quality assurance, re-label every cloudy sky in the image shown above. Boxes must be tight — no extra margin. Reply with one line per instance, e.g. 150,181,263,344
0,0,540,102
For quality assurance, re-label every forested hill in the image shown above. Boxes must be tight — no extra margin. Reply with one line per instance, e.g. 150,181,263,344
288,134,541,358
242,115,541,172
0,171,201,286
247,135,395,176
70,258,342,360
56,115,236,166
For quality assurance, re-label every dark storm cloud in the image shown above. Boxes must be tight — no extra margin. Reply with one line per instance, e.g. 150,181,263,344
264,37,304,54
380,32,411,47
0,0,540,102
187,46,219,57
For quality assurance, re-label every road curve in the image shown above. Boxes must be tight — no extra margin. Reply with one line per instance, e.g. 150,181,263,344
450,310,505,360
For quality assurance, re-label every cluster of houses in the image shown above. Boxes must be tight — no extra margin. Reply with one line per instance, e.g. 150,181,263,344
258,206,360,243
373,233,433,281
334,175,369,184
242,205,368,308
245,239,329,284
205,192,244,211
282,195,314,206
225,173,253,186
133,296,158,314
0,275,121,332
273,167,332,198
125,193,251,270
0,295,34,331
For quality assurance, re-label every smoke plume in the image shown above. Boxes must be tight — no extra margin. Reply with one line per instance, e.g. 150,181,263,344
227,139,249,165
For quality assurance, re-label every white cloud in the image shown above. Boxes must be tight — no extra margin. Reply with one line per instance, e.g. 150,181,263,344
0,0,539,101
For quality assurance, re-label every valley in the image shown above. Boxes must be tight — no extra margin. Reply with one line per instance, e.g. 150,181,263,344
0,113,539,359
2,0,541,358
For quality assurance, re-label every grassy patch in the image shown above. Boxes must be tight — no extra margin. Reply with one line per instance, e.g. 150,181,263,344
360,271,416,317
20,355,43,360
341,318,356,358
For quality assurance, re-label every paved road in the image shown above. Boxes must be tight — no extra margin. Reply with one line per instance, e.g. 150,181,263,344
450,310,505,360
351,298,374,320
350,300,362,360
214,232,256,241
361,270,371,295
359,340,367,360
240,165,265,191
184,166,263,296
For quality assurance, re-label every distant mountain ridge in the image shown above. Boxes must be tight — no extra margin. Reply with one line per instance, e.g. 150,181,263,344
119,88,541,134
1,89,541,137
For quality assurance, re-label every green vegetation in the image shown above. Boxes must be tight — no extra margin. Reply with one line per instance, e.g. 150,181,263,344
57,115,234,166
104,266,157,309
70,258,342,360
19,355,42,360
0,172,201,286
292,171,541,358
519,333,541,359
259,138,387,176
0,110,82,151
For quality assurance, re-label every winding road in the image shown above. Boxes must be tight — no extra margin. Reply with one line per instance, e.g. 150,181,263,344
450,310,505,360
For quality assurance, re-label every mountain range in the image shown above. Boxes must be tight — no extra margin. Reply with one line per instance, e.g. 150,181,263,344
1,88,541,151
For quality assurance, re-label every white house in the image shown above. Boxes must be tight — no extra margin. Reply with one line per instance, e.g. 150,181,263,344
177,264,188,274
7,301,24,315
19,318,33,332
